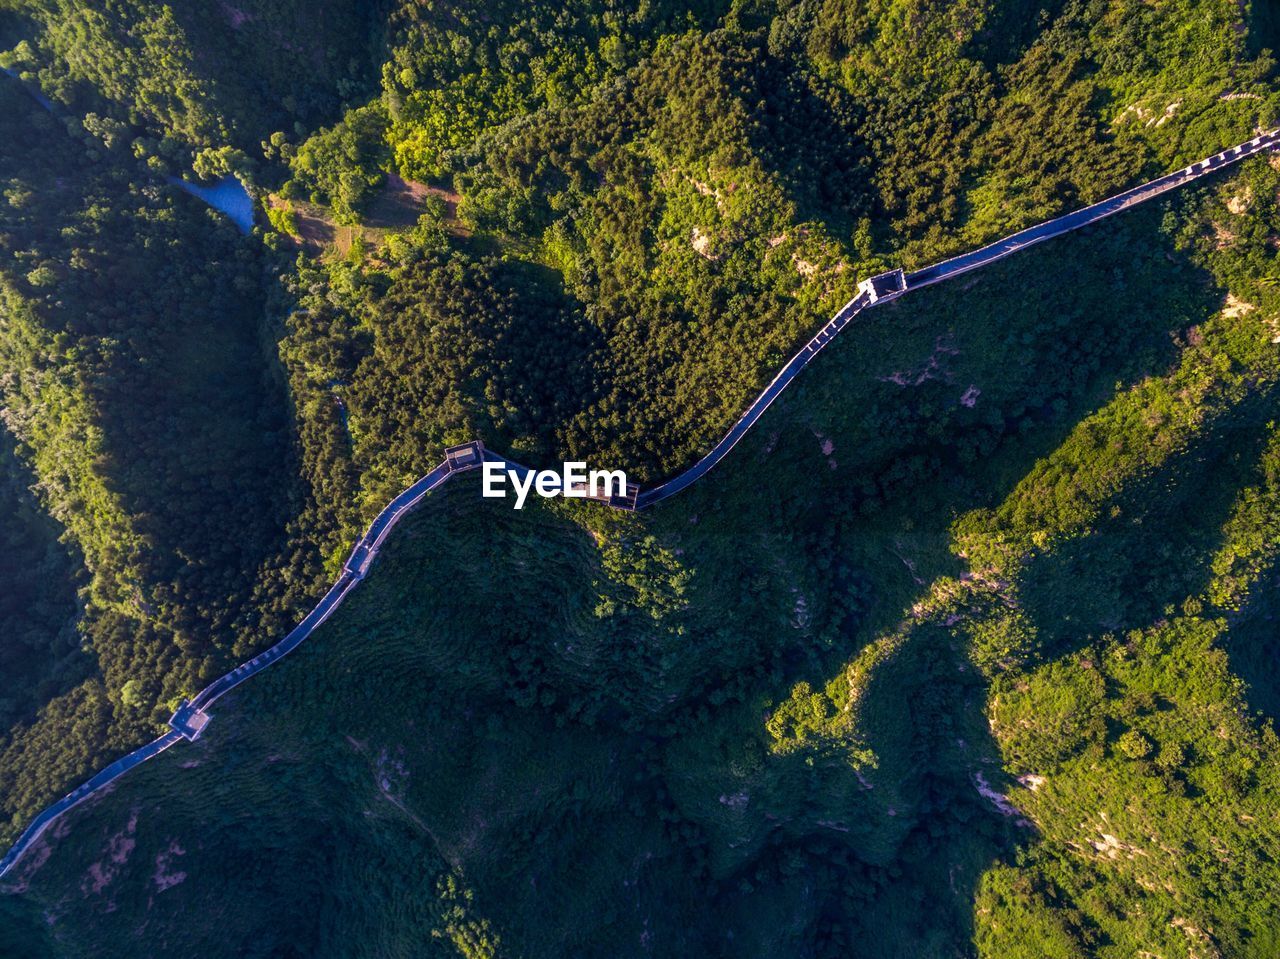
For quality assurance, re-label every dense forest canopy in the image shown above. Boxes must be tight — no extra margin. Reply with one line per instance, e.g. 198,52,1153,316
2,0,1280,956
266,0,1280,488
0,0,389,151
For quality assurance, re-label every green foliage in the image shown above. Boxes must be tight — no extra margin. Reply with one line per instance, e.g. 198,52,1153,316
0,78,321,843
1,0,388,152
191,145,253,184
264,198,300,237
593,531,692,622
287,103,390,223
5,0,1280,956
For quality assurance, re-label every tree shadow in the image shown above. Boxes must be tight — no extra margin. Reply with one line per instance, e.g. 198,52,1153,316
644,207,1231,953
0,895,52,957
0,9,34,50
750,54,876,243
85,213,297,640
1222,566,1280,720
0,432,92,731
1018,381,1280,666
974,0,1074,67
1245,0,1280,61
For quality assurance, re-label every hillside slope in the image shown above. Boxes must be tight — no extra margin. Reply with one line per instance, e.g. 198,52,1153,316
7,144,1280,954
3,0,1280,956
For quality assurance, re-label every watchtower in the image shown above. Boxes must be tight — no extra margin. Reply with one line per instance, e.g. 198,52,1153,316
609,483,640,511
565,477,640,511
168,700,212,741
445,441,485,472
857,268,907,304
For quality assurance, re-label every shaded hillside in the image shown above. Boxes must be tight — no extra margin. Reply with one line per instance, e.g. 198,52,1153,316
8,133,1280,955
269,0,1280,502
3,1,1280,956
0,77,307,848
0,0,389,154
0,431,85,732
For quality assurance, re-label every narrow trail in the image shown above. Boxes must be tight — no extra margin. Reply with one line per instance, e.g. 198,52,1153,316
2,128,1276,882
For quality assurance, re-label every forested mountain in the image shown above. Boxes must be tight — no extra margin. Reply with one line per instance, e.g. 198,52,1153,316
0,0,387,154
270,0,1280,491
0,431,83,732
0,77,324,841
2,0,1280,957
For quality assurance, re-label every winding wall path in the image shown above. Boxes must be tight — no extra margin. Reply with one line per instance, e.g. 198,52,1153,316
3,128,1277,882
